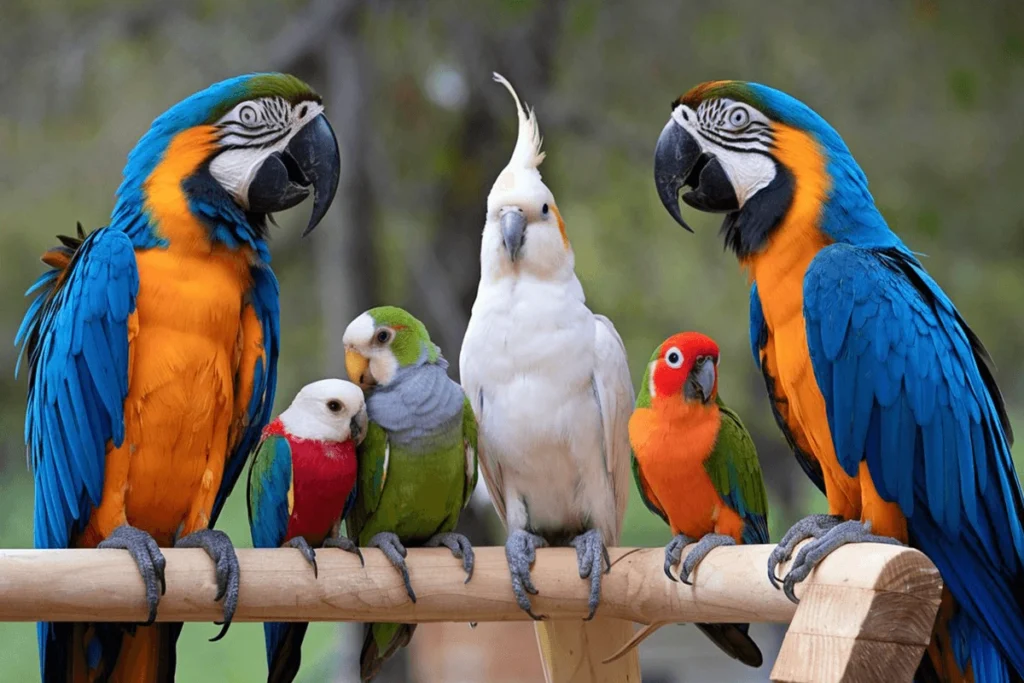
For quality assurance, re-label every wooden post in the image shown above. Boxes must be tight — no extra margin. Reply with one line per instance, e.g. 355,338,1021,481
0,544,941,683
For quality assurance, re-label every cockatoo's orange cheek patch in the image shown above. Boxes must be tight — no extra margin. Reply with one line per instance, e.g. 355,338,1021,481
550,204,569,248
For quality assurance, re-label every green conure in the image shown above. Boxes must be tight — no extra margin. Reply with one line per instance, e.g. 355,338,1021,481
342,306,478,682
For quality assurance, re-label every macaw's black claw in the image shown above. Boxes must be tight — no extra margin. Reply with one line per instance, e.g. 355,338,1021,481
283,536,319,578
570,529,609,621
678,533,735,586
425,532,475,583
662,533,693,583
505,529,548,619
323,535,365,567
98,524,167,626
369,532,415,602
767,514,843,590
780,519,904,604
175,528,240,641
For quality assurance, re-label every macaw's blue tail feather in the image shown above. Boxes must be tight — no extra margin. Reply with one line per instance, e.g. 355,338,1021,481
39,620,178,683
264,621,309,683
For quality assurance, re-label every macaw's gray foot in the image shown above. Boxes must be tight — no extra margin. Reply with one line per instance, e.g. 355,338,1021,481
98,524,166,626
678,533,735,586
570,529,611,621
282,537,318,577
175,529,240,642
663,533,695,582
505,529,548,621
322,535,365,568
368,532,415,603
425,532,475,583
780,519,904,604
767,514,843,588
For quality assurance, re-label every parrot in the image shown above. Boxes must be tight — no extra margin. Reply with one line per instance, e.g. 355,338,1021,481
605,331,766,666
652,80,1024,682
459,73,638,676
341,305,478,682
247,378,368,683
16,73,340,683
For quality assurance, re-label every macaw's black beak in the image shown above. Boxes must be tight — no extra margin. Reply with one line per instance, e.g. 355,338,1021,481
247,112,341,237
654,119,739,233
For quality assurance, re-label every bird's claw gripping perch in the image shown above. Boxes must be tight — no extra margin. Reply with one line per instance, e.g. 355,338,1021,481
663,533,694,582
505,529,547,620
425,532,475,583
98,524,167,626
678,533,735,585
323,535,365,568
369,532,415,603
175,528,240,642
570,528,610,621
767,514,842,588
283,536,319,577
773,517,904,603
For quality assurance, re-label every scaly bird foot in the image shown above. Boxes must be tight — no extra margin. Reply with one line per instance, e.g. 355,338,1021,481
663,533,695,582
679,533,735,586
322,535,365,568
781,519,904,603
368,532,415,603
98,524,166,626
282,537,318,578
175,529,240,642
767,514,843,588
425,532,475,583
570,529,610,621
505,530,548,620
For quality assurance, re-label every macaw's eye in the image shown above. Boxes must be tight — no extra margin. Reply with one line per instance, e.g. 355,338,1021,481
542,203,550,216
239,104,258,126
375,329,392,344
327,399,342,413
727,107,749,130
665,346,684,369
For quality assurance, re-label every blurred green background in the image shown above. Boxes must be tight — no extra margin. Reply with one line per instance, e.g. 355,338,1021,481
1,0,1023,681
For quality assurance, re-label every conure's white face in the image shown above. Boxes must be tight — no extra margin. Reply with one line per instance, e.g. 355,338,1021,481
278,378,367,444
209,96,325,208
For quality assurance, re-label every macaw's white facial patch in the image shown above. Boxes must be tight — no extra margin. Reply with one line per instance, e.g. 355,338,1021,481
208,96,325,208
279,378,366,442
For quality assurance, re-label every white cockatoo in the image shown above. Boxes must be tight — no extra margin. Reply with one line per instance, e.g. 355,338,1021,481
460,73,634,624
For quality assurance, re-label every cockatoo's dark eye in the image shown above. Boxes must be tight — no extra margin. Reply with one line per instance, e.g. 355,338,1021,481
327,399,342,413
665,346,684,369
375,329,392,344
542,203,549,215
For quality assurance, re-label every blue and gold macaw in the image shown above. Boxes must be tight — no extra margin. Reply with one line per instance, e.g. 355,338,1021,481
652,81,1024,682
16,73,340,683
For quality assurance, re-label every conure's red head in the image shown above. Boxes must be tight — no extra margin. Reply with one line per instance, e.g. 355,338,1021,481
648,332,720,405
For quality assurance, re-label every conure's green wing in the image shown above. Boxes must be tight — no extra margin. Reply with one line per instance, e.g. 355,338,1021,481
348,420,389,544
247,434,293,549
705,396,769,544
461,395,479,509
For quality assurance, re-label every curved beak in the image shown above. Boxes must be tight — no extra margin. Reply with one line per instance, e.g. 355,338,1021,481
350,404,368,446
247,112,341,237
345,349,375,391
685,358,717,404
654,119,739,232
500,208,527,262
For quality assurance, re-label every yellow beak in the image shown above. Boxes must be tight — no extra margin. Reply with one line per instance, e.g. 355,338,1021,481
345,349,373,389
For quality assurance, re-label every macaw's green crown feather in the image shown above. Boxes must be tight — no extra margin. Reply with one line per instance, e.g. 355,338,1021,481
205,73,321,124
368,306,440,366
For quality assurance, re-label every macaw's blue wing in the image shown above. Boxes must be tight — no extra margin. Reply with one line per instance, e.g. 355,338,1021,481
803,243,1024,677
213,264,280,527
247,433,293,550
15,227,139,678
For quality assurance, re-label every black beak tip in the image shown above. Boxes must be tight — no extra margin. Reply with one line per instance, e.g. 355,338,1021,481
295,113,341,237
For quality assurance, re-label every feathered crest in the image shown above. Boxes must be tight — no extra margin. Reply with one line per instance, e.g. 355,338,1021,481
493,72,545,169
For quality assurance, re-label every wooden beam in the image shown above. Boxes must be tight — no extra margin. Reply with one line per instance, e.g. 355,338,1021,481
0,544,941,682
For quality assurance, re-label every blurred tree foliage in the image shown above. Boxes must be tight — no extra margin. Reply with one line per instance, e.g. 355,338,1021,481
0,1,1022,680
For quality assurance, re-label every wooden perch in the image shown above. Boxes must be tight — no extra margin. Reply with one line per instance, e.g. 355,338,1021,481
0,543,941,683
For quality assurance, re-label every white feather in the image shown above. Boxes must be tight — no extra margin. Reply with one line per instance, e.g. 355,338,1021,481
278,378,367,443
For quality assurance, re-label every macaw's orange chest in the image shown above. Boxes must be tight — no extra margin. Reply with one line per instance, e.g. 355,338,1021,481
87,245,256,545
630,402,742,541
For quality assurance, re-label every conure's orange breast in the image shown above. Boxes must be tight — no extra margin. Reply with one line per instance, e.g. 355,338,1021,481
630,400,725,538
